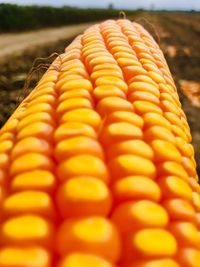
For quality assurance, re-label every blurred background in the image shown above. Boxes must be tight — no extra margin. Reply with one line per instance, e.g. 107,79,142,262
0,0,199,174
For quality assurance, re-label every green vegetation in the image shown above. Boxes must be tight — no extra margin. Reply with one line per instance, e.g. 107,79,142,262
0,4,137,32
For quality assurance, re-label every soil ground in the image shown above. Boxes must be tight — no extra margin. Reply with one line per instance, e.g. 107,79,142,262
0,23,93,59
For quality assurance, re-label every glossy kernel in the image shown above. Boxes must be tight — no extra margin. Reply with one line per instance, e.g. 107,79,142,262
57,177,112,217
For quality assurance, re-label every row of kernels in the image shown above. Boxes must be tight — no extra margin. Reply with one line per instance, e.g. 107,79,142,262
117,20,161,73
84,21,180,265
82,31,124,90
130,23,193,145
139,88,199,253
0,101,30,204
118,20,169,88
132,22,176,87
98,22,145,126
132,23,176,91
83,24,147,264
0,102,28,196
0,63,60,266
105,20,200,266
56,216,120,267
136,76,197,185
101,22,169,128
56,54,94,123
101,21,142,85
87,23,143,150
82,29,127,90
133,69,200,267
54,37,119,266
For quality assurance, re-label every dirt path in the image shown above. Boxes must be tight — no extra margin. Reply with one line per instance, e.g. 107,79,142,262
0,23,93,59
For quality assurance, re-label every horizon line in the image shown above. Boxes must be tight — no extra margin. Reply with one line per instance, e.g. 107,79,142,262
0,3,199,11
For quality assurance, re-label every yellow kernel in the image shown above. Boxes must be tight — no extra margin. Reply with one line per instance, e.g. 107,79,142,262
133,229,177,257
10,153,54,176
97,97,133,116
0,133,14,142
59,79,93,93
192,192,200,211
106,111,144,128
0,141,13,154
113,176,161,202
112,200,168,233
17,112,53,131
128,91,159,104
22,103,53,117
148,71,166,83
1,215,53,246
0,119,18,134
91,69,123,80
100,122,143,146
57,155,109,183
133,101,162,115
162,100,180,116
0,246,50,267
61,108,101,130
57,98,93,115
169,222,200,246
3,191,54,217
57,177,111,218
175,137,193,157
93,63,121,72
54,122,96,142
128,82,159,97
93,85,125,100
133,259,180,267
107,140,153,160
182,157,197,177
129,75,157,87
163,199,195,221
58,89,92,103
151,140,182,162
27,94,55,107
177,248,200,267
117,58,141,67
11,137,52,159
158,161,189,181
59,253,114,267
56,217,121,261
55,136,103,161
164,112,183,128
172,125,188,141
144,126,175,143
108,155,156,181
95,76,128,93
158,176,192,200
29,87,56,100
160,92,180,107
17,122,53,141
143,112,171,129
11,170,56,193
89,57,116,69
56,75,86,90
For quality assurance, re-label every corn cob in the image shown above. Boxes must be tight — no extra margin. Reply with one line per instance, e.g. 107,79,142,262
0,19,199,267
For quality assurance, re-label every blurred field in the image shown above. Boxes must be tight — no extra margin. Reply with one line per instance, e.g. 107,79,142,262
0,4,136,32
0,10,199,173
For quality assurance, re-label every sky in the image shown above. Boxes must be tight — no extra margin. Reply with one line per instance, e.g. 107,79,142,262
0,0,200,10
